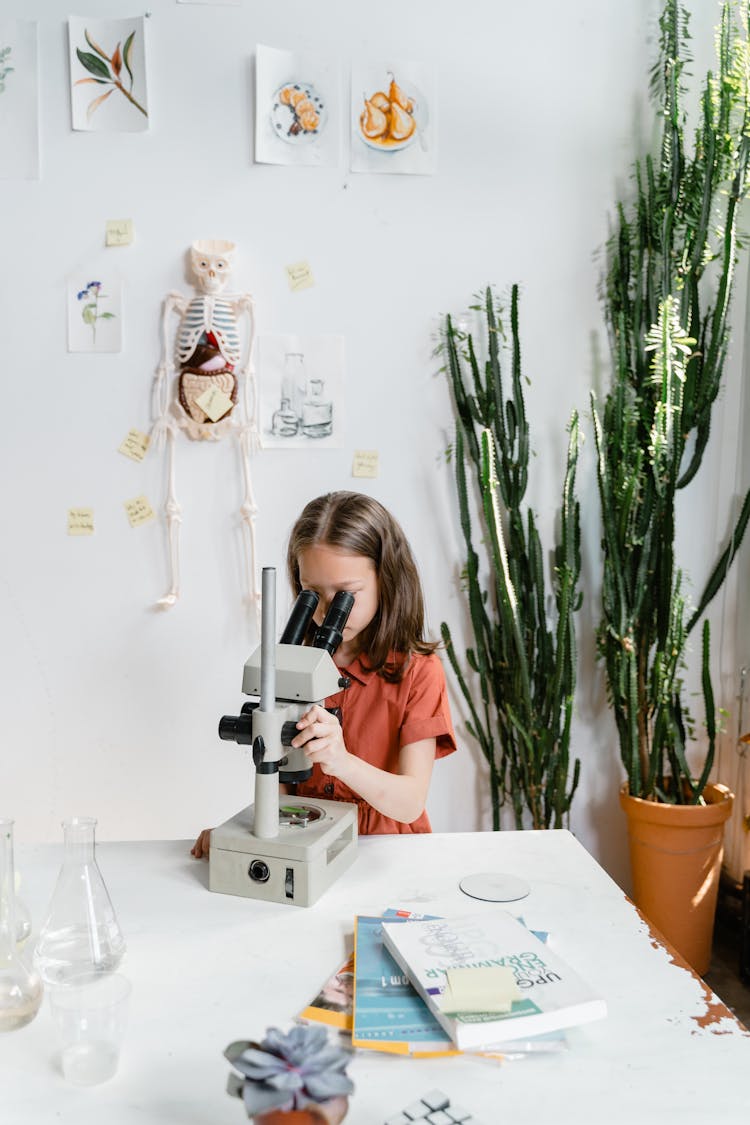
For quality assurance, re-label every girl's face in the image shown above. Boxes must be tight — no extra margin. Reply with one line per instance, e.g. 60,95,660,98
297,543,379,662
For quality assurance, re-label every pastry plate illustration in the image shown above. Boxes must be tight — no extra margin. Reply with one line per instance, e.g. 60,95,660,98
271,82,327,144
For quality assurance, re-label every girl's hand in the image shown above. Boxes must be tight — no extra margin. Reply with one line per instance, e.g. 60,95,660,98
291,704,350,778
191,828,212,859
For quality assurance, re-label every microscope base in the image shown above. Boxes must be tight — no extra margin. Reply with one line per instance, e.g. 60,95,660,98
209,797,358,907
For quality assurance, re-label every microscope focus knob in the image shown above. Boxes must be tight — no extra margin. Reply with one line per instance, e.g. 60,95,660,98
252,736,266,768
280,722,299,747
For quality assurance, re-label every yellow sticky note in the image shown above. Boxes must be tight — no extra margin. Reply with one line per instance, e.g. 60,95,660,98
352,450,379,479
195,385,234,422
67,508,94,536
440,966,521,1014
285,260,315,292
105,219,134,247
118,428,150,462
124,495,156,528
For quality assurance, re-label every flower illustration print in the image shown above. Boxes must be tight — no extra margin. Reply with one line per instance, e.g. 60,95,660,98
78,281,115,344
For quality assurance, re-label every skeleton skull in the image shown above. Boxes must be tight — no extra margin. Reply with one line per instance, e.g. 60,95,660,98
190,239,236,294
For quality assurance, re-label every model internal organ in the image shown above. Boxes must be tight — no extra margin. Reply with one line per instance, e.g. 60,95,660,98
360,73,416,146
176,309,240,428
278,84,320,135
152,239,259,615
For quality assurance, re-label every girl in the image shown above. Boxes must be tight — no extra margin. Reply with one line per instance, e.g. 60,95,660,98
192,491,455,855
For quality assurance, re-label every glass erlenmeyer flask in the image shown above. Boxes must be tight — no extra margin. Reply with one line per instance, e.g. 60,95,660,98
34,817,126,985
14,879,32,947
0,818,43,1031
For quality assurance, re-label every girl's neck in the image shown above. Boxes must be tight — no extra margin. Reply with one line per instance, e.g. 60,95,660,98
335,641,360,668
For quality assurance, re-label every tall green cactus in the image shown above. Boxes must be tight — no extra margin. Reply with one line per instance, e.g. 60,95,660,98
593,0,750,803
441,286,582,830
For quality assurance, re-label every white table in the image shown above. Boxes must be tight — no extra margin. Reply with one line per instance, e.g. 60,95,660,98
4,830,749,1124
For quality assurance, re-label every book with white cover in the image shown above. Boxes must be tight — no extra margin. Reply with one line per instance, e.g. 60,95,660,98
381,911,607,1051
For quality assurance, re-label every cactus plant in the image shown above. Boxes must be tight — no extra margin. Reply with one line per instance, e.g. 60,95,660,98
441,285,582,830
592,0,750,803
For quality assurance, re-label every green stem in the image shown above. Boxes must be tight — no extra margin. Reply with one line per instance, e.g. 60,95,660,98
115,79,147,117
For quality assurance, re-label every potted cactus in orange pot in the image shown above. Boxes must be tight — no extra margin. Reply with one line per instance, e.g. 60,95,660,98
592,0,750,973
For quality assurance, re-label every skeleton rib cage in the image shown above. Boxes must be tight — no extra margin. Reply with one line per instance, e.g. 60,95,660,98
176,296,243,369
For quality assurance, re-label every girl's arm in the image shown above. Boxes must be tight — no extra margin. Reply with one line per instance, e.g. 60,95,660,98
291,705,435,824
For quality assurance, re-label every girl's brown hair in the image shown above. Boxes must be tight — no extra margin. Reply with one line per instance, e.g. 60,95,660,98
286,491,437,681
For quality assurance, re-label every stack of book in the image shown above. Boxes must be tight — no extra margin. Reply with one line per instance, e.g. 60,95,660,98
299,908,606,1056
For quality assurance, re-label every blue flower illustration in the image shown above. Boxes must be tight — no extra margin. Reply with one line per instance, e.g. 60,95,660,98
77,281,114,343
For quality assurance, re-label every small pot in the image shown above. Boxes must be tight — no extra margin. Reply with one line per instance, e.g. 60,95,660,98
253,1096,349,1125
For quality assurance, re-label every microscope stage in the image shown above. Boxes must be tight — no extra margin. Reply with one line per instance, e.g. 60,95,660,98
209,796,358,907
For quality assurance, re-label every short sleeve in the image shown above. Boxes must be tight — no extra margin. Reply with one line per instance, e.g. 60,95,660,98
399,653,457,759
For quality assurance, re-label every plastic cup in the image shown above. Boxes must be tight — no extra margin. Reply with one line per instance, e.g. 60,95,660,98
49,973,131,1086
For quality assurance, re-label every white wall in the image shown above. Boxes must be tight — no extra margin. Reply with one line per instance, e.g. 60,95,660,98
2,0,746,896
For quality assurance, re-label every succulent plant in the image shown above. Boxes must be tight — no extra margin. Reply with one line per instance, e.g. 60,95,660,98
225,1025,354,1116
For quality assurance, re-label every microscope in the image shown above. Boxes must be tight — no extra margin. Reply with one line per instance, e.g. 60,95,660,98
208,567,358,906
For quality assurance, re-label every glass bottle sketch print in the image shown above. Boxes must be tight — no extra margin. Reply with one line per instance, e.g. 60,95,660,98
271,397,298,437
271,353,332,438
302,379,333,438
283,352,307,419
259,335,344,449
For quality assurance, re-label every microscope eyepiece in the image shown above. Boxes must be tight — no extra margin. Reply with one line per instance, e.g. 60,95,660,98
218,711,255,745
279,589,320,645
312,590,355,655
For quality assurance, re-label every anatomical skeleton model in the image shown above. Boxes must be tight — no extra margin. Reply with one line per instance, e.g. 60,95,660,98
152,239,259,619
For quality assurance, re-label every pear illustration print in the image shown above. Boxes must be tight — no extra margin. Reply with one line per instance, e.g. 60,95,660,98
359,72,417,150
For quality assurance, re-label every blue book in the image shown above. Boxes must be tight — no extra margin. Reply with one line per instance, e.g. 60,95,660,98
352,914,456,1055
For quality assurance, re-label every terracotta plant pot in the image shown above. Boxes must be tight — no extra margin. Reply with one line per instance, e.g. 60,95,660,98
253,1114,323,1125
619,782,734,975
253,1096,349,1125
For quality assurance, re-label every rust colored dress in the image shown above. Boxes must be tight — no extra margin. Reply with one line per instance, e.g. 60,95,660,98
291,651,457,835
